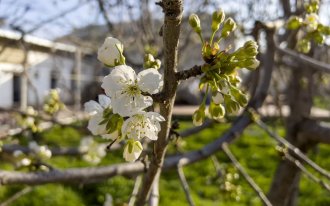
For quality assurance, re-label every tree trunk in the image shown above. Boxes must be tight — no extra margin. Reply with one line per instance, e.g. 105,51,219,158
268,67,314,206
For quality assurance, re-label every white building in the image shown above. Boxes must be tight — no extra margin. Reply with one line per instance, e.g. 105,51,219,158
0,29,96,109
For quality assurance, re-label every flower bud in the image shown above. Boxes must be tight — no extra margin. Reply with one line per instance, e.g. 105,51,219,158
221,18,237,38
224,95,240,114
211,9,225,32
287,16,303,30
297,39,311,53
97,37,124,67
189,14,202,34
123,140,143,162
209,102,225,120
313,32,325,44
192,106,205,126
243,40,258,57
231,88,248,106
245,58,260,70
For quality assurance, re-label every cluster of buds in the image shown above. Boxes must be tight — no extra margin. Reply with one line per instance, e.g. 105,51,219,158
219,168,242,201
286,0,330,53
13,141,52,169
79,137,107,164
143,53,161,69
189,9,259,126
17,106,40,133
43,89,64,115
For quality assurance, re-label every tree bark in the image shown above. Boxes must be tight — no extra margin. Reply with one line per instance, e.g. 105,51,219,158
267,67,314,206
135,1,183,205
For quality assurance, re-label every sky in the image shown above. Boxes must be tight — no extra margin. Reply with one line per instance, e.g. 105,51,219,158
0,0,329,41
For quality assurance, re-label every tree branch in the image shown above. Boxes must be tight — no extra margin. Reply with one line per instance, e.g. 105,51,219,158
177,163,195,206
254,118,330,180
299,119,330,144
175,65,203,81
135,1,183,205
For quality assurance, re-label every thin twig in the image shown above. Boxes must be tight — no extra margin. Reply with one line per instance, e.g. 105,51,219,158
283,152,330,192
0,187,33,206
221,143,272,206
128,175,143,206
177,163,195,206
253,117,330,181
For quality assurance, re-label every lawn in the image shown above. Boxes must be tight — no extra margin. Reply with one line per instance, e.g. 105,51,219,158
1,119,329,206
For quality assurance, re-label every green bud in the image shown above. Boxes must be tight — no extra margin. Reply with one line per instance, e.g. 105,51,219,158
143,53,161,69
243,40,258,56
231,88,248,106
313,32,325,44
144,53,155,63
319,25,330,35
209,101,225,120
287,16,303,30
224,95,240,114
305,0,319,13
245,58,260,70
211,9,225,32
221,18,237,38
192,105,205,126
189,14,202,34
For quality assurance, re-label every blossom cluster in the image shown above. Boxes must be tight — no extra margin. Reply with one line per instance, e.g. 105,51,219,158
189,9,259,126
13,141,52,168
286,0,330,53
84,37,164,162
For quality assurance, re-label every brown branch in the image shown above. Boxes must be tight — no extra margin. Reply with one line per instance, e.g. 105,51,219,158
135,1,183,205
96,0,113,32
175,65,203,81
299,119,330,144
1,143,121,156
222,143,272,206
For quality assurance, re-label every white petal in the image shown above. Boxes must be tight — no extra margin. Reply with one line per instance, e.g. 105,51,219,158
101,65,136,97
112,94,152,117
98,95,111,108
123,142,142,162
87,113,107,135
84,100,103,115
137,69,163,94
102,130,118,140
146,112,165,121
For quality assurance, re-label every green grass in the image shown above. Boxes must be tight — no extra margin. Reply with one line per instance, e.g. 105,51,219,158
1,121,330,205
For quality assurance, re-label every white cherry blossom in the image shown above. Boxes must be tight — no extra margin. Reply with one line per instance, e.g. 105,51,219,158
97,37,123,66
123,140,143,162
304,13,319,32
84,95,117,140
101,65,163,117
122,112,165,141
